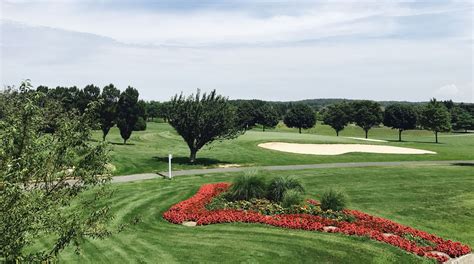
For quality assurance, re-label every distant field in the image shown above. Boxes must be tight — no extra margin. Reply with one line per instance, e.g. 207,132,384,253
94,122,474,175
34,165,474,263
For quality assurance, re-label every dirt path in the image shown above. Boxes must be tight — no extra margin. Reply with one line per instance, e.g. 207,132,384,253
110,160,474,183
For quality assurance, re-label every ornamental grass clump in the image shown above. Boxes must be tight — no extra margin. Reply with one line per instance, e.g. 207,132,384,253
281,189,304,208
320,189,347,211
267,176,305,202
228,174,266,201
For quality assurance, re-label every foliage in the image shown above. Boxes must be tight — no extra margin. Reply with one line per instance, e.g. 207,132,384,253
419,99,451,143
77,84,100,114
383,103,418,141
283,104,316,133
450,106,473,132
98,84,120,140
266,176,305,202
0,81,113,262
116,86,140,144
350,100,383,138
168,89,242,162
256,103,280,131
228,174,267,201
323,102,351,136
281,189,304,208
320,189,347,211
133,116,147,131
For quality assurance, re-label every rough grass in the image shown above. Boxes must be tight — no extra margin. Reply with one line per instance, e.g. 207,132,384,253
36,165,473,263
96,122,474,175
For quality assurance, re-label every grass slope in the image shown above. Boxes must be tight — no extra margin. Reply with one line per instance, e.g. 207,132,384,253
96,122,474,175
41,165,473,263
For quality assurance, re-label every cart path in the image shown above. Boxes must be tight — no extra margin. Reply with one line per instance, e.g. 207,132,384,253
111,160,474,183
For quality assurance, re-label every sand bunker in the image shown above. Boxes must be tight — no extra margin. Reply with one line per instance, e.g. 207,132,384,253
345,137,388,143
258,142,436,155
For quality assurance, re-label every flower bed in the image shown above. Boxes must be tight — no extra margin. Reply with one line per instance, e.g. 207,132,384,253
163,183,471,263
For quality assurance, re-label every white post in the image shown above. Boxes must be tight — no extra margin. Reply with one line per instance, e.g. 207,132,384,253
168,154,173,179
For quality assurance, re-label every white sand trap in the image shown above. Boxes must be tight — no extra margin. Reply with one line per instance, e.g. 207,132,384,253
345,137,388,143
258,142,436,155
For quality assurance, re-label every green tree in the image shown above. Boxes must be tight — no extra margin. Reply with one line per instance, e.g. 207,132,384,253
256,103,279,131
283,104,316,133
419,99,451,143
116,86,140,144
350,100,383,138
235,100,262,130
98,84,120,141
146,101,161,121
383,104,418,141
77,84,100,114
323,102,350,136
0,81,113,262
450,106,473,132
168,89,241,163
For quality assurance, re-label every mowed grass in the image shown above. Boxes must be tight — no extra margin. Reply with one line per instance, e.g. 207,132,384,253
95,122,474,175
36,165,473,263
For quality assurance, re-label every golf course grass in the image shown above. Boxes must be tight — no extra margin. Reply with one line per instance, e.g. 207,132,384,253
96,122,474,175
36,165,473,263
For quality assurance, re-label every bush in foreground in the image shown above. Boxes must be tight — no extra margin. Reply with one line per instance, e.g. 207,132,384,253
267,176,305,202
320,189,347,211
281,189,304,208
228,175,266,201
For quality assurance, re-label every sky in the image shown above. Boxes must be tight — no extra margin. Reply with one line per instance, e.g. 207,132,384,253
0,0,473,102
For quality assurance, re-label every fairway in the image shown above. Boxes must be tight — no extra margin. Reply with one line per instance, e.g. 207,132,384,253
35,165,474,263
95,122,474,175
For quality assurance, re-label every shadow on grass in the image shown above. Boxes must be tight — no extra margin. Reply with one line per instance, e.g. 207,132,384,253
109,142,136,146
153,156,230,166
451,162,474,167
385,139,444,144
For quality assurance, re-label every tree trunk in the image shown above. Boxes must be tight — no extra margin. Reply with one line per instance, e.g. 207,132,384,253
398,129,402,142
189,149,197,163
336,130,339,136
365,129,368,139
435,131,438,143
262,126,265,132
299,127,302,134
123,139,127,145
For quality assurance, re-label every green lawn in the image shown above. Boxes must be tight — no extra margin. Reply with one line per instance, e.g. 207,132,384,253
37,165,473,263
96,122,474,175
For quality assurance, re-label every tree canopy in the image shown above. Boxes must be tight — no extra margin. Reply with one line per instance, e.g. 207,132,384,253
350,100,383,138
383,103,418,141
98,84,120,140
323,102,351,136
116,86,140,144
0,81,113,262
419,99,451,143
283,104,316,133
168,89,241,163
450,106,473,132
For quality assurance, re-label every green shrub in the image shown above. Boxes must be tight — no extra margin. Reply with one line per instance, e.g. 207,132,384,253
320,189,347,211
267,176,305,202
228,174,266,201
133,117,147,131
281,189,304,208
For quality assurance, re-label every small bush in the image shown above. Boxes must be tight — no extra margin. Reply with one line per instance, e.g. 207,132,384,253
133,117,147,131
320,189,347,211
281,189,304,208
267,176,305,202
228,174,266,201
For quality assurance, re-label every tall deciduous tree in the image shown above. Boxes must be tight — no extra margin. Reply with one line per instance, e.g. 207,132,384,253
323,102,351,136
77,84,100,114
283,104,316,133
419,99,451,143
116,86,140,144
350,100,383,138
383,104,418,141
99,84,120,140
0,81,113,262
168,89,241,163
